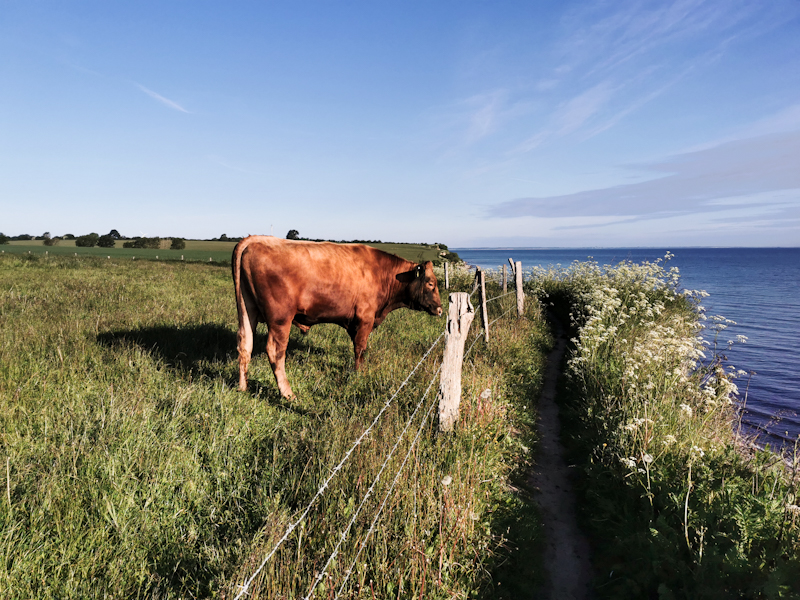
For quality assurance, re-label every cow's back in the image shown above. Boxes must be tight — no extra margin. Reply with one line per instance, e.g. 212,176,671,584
234,236,409,324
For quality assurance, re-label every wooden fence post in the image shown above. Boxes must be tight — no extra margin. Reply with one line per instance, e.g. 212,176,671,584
502,264,507,294
444,262,450,290
471,267,480,294
438,293,475,432
478,269,489,343
515,261,524,317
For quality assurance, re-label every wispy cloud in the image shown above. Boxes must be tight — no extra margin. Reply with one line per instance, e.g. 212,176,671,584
136,84,190,113
491,130,800,219
457,0,795,156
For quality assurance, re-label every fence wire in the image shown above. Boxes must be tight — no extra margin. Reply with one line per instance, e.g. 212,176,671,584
333,370,442,600
489,305,517,328
233,330,445,600
486,290,515,304
234,283,523,599
304,363,442,600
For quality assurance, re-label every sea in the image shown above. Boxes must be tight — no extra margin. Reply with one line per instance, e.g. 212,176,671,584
453,248,800,451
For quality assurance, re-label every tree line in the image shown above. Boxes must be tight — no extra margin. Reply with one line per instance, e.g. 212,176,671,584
0,230,186,250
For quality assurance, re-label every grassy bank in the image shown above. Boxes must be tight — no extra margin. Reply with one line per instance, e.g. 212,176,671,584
529,256,800,598
0,253,548,598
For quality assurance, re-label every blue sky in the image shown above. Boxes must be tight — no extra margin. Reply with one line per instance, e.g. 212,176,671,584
2,1,799,247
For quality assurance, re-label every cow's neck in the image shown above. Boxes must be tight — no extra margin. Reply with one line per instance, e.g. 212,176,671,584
376,258,418,324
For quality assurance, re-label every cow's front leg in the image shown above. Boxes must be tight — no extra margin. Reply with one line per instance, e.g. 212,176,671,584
350,319,375,370
266,321,294,398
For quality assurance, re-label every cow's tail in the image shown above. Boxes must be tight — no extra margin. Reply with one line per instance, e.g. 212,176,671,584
232,236,248,321
232,236,257,390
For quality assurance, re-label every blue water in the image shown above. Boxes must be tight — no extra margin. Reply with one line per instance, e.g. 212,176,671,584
454,248,800,449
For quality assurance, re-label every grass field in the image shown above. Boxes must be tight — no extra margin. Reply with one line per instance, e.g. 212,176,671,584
0,252,548,598
1,240,443,265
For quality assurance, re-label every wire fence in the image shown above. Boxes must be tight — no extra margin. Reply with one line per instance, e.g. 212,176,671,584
233,263,525,598
234,332,444,599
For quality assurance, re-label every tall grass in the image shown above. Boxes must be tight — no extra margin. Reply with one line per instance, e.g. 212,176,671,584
0,253,548,598
529,255,800,598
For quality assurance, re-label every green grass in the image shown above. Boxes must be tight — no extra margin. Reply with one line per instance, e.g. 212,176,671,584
2,240,443,265
0,253,548,598
529,256,800,599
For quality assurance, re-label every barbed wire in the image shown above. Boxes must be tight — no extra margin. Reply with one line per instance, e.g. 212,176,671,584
234,289,522,599
233,330,445,600
303,363,442,600
333,369,442,600
486,290,515,304
489,305,517,328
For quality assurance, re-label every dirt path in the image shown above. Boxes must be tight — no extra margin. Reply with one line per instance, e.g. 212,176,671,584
529,318,595,599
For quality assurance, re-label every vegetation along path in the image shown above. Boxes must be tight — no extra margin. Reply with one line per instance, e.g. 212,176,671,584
529,316,594,600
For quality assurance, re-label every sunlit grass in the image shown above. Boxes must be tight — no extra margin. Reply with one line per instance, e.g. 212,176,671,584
0,253,548,598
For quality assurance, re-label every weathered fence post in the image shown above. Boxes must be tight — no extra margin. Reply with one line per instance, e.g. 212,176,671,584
444,262,450,289
471,267,480,294
438,293,475,432
515,261,524,317
502,264,507,294
478,269,489,343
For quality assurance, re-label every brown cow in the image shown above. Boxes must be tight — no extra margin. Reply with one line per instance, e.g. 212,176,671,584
232,235,443,398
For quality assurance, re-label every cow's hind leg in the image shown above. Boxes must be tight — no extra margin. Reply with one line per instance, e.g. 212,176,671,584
266,320,294,398
237,289,260,392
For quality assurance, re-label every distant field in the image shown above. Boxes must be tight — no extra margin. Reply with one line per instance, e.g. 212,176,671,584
2,239,444,264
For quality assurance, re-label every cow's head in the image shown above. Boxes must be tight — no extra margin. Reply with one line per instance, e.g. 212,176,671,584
404,261,443,317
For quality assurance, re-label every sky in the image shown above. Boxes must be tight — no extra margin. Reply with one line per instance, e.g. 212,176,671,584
2,0,799,247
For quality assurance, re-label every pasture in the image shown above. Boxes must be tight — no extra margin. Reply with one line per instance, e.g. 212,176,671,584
0,253,549,598
1,240,443,265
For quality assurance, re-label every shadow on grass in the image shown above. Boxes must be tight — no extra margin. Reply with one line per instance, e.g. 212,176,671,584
96,323,330,416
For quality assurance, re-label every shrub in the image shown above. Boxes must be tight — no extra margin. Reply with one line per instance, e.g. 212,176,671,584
97,235,116,248
170,238,186,250
75,233,100,247
0,233,9,245
43,237,60,247
122,237,160,249
530,255,800,598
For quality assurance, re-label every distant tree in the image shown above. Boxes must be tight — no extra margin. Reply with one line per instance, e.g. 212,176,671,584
122,237,160,249
75,233,100,247
219,233,229,241
62,233,75,240
13,234,33,241
43,236,60,247
108,229,122,240
286,229,300,240
0,233,9,245
170,237,186,250
97,234,116,248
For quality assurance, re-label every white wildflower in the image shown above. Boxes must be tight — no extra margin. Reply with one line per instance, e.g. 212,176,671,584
691,445,705,457
680,404,693,418
441,475,452,486
785,504,800,514
663,435,677,445
642,453,654,464
620,457,637,469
